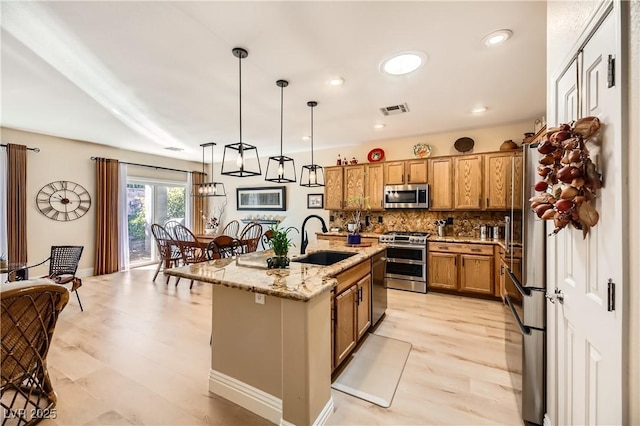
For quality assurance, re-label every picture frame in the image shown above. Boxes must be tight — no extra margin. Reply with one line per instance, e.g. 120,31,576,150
236,186,287,211
307,193,324,209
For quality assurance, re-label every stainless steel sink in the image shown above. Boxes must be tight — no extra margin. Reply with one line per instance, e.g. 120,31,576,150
291,251,356,266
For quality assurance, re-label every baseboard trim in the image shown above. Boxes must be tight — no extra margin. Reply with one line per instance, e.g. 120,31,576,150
209,369,282,424
77,267,94,278
312,397,334,426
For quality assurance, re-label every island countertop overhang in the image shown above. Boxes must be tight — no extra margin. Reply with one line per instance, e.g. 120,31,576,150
163,240,386,302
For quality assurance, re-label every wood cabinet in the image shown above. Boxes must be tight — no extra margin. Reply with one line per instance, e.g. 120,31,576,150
365,163,385,211
323,163,384,211
384,159,428,185
324,166,344,210
331,260,372,371
454,155,484,210
344,165,365,209
428,242,494,296
485,151,523,210
428,157,454,210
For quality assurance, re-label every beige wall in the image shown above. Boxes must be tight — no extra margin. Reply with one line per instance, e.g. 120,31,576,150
1,126,201,276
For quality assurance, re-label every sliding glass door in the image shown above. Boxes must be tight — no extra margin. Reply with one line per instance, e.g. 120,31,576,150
127,179,186,266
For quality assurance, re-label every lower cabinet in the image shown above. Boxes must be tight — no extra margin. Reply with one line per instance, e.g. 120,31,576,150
428,242,494,296
331,260,372,371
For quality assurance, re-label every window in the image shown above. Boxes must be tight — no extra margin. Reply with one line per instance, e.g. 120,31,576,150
127,179,186,266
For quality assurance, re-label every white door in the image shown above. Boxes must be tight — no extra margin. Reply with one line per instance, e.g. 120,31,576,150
550,11,623,425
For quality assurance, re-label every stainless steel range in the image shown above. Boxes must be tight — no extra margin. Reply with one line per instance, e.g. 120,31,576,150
378,231,428,293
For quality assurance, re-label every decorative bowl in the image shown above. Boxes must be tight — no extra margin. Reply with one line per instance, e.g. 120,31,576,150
413,143,432,158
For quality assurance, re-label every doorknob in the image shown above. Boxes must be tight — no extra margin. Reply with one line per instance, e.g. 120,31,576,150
545,292,556,304
554,288,565,304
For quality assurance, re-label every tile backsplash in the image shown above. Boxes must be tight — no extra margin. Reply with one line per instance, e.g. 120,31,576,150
330,209,522,241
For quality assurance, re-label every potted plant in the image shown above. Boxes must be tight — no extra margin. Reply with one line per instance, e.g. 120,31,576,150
346,195,370,245
267,224,296,269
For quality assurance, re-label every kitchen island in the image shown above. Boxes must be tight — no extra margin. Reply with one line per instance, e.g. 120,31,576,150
164,241,385,426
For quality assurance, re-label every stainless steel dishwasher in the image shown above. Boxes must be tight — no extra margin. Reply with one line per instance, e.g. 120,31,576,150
371,250,387,326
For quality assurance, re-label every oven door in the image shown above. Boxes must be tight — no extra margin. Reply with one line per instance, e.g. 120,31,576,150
385,245,426,281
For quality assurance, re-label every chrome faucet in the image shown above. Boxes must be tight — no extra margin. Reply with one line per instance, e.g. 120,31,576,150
300,215,328,254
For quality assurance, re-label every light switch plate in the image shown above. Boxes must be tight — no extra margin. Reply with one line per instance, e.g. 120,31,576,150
255,293,265,304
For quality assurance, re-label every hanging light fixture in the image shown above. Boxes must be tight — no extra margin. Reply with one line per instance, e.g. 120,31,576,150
265,80,296,183
221,47,261,177
300,101,325,187
193,142,226,197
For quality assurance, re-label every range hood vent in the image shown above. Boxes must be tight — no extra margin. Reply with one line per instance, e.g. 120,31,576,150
379,103,410,116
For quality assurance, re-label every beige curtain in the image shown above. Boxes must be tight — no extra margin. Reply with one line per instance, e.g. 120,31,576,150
94,158,119,275
7,144,27,267
191,171,206,235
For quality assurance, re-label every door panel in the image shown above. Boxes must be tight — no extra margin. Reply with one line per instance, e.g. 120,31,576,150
553,11,622,426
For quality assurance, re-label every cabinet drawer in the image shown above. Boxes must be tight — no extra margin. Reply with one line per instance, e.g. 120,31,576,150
334,261,370,295
428,242,494,255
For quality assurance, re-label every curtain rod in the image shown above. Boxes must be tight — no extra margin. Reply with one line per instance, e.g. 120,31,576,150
90,157,194,174
0,144,40,152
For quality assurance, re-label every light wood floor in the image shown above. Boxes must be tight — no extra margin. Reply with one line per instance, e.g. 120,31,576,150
39,267,523,426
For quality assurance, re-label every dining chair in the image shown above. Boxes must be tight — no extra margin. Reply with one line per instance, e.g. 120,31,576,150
150,224,182,285
163,220,182,238
8,246,85,311
206,236,242,260
1,279,69,423
239,222,263,253
261,229,274,250
220,220,240,239
173,224,208,288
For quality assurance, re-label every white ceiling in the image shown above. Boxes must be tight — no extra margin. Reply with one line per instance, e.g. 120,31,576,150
0,1,547,162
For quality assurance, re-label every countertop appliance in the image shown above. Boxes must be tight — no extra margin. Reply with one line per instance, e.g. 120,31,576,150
504,144,546,425
378,231,428,293
383,184,429,209
371,250,387,326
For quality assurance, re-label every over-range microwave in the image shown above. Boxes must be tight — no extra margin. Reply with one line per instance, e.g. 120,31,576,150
383,184,429,209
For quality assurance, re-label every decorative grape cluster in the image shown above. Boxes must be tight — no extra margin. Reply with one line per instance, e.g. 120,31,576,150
530,116,603,237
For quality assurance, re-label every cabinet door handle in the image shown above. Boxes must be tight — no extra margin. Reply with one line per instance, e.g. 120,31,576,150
454,257,457,266
407,173,411,182
462,258,465,267
439,246,448,250
478,198,481,207
486,198,489,207
501,264,504,275
471,248,481,252
380,200,383,208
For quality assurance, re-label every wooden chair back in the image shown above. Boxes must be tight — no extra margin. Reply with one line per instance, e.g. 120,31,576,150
239,223,263,253
173,224,207,264
221,220,240,238
206,236,242,260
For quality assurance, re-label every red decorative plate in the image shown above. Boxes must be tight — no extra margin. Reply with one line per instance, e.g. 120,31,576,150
367,148,385,163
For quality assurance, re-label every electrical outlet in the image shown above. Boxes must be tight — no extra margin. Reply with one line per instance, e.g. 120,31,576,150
446,217,454,225
378,216,383,223
255,293,265,304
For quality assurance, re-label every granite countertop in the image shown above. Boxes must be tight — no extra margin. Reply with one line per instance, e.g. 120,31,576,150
428,235,523,250
163,240,386,302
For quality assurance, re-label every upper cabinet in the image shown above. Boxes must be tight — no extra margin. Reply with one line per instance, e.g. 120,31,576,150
365,163,385,211
324,163,384,211
485,151,523,210
454,155,484,210
324,166,344,210
428,157,453,210
383,159,428,185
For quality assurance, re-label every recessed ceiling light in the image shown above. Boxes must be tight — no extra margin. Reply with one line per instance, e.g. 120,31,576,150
328,77,344,86
472,106,488,114
373,124,386,129
381,51,426,76
482,29,513,47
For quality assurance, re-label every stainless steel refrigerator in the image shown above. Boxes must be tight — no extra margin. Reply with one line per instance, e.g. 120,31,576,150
504,143,546,426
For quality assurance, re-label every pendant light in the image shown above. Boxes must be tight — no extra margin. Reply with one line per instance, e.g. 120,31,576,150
221,47,261,177
192,142,226,197
265,80,296,183
300,101,324,187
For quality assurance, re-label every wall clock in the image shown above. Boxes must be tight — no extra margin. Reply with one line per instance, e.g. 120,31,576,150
36,180,91,221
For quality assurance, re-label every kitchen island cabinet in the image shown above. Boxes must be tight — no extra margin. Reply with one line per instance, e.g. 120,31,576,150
164,241,384,426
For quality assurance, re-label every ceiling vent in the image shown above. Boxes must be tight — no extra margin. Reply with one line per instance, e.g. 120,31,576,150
164,147,184,152
379,103,410,116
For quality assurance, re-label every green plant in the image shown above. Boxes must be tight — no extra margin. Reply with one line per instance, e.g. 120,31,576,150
268,224,296,257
